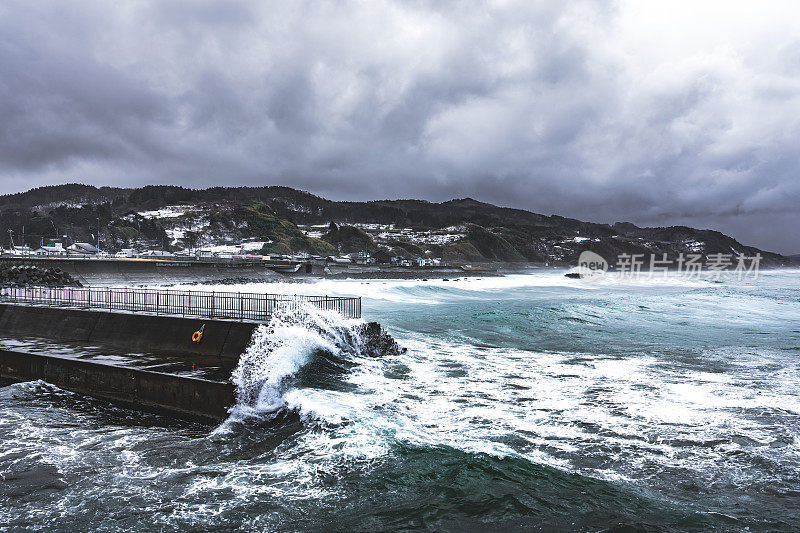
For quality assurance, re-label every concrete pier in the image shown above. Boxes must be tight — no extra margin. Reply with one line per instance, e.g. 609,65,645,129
0,348,235,423
0,286,376,422
0,303,255,421
0,303,258,362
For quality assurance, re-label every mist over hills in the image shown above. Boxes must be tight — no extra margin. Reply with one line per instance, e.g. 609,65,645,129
0,184,791,267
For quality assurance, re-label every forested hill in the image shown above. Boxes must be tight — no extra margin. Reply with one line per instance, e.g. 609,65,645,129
0,184,791,266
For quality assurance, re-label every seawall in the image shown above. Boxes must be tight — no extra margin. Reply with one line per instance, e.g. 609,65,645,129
0,349,235,423
0,257,290,286
0,304,259,422
0,303,258,362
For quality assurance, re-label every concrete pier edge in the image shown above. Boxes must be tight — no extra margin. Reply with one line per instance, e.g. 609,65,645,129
0,303,256,422
0,348,235,423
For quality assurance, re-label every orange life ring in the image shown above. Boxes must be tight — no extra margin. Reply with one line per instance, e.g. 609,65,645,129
192,324,205,343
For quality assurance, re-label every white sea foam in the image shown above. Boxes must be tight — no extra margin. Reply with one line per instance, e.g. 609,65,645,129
325,336,800,489
166,270,716,307
219,304,366,428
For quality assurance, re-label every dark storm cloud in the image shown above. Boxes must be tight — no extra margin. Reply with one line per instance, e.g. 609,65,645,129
0,0,799,252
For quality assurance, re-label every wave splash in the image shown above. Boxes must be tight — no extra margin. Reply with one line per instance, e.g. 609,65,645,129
222,304,367,425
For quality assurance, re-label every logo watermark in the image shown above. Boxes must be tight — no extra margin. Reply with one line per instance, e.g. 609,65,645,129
575,250,609,281
570,252,761,281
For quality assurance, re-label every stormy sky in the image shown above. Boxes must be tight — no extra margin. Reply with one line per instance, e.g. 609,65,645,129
1,1,799,253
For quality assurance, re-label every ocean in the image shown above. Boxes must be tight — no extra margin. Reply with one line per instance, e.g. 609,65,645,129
1,270,799,531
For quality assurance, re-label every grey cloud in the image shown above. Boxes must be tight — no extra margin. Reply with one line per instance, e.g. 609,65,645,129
0,0,799,252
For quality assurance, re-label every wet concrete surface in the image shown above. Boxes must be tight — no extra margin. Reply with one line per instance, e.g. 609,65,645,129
0,335,234,382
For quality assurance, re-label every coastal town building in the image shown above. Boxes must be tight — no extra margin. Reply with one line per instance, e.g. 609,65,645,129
34,242,66,256
67,242,100,256
4,245,34,256
325,256,353,264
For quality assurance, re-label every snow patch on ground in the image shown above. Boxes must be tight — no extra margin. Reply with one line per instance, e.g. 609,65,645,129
137,206,197,219
165,216,211,246
351,223,467,246
684,240,706,252
273,198,312,214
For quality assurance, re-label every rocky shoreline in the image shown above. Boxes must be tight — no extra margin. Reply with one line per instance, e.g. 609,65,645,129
358,322,407,356
0,265,82,287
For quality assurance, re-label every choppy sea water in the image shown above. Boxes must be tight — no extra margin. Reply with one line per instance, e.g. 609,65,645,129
1,270,799,531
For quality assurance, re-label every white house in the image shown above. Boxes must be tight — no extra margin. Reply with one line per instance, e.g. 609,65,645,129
415,257,442,267
34,242,66,256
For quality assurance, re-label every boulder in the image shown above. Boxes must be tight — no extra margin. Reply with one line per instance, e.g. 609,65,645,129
358,321,406,356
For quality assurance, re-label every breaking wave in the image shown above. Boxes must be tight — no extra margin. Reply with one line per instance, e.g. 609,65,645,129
220,304,367,427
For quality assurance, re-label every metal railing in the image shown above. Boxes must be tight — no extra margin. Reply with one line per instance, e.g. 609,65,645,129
0,286,361,321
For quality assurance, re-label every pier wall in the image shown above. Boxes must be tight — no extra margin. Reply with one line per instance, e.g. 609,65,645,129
0,349,234,422
0,303,257,362
0,304,259,421
0,298,375,422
